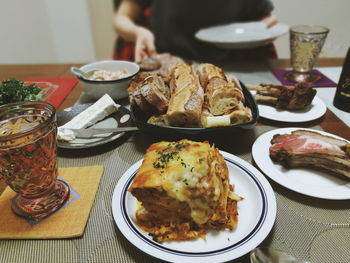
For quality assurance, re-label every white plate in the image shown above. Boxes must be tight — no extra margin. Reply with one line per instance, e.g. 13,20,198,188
195,22,289,49
255,93,327,122
252,127,350,200
111,151,276,263
57,104,133,149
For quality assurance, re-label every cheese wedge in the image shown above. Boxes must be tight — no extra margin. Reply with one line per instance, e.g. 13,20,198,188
57,94,119,141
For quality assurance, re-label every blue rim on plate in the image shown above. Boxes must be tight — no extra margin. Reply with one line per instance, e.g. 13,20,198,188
111,151,276,263
130,81,259,137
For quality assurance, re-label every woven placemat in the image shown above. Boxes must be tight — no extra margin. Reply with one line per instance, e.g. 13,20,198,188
1,125,349,263
0,166,103,239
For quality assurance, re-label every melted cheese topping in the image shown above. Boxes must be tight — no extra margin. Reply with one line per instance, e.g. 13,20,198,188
129,139,243,243
161,148,213,224
131,140,228,225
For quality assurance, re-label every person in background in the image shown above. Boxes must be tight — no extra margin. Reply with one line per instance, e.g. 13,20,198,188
113,0,278,62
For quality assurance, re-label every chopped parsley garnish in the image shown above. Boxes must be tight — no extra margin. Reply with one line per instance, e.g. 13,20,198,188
0,79,45,105
173,142,190,150
153,162,165,169
152,142,190,169
183,179,189,185
153,151,179,168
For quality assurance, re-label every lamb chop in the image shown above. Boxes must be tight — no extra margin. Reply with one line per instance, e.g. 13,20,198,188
248,83,316,110
269,130,350,179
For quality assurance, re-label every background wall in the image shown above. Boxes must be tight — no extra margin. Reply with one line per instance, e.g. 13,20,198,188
272,0,349,59
0,0,96,64
0,0,348,64
86,0,115,61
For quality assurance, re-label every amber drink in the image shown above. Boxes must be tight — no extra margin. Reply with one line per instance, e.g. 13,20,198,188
287,25,329,83
291,42,322,73
0,101,69,220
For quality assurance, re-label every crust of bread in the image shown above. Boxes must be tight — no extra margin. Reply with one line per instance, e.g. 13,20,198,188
141,75,170,113
166,63,204,127
197,64,245,116
229,103,252,125
129,62,252,128
128,72,170,115
147,114,169,126
196,63,227,88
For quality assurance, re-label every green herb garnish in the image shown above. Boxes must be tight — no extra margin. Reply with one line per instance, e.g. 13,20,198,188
0,79,45,105
152,142,190,169
173,142,190,150
153,151,179,169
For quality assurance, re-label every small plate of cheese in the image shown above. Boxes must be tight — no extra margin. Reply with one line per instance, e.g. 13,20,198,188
57,94,134,149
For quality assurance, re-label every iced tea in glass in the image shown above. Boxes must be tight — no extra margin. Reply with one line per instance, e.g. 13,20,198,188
0,101,69,220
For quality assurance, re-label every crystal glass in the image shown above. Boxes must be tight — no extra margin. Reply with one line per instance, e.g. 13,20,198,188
286,25,329,83
0,101,70,220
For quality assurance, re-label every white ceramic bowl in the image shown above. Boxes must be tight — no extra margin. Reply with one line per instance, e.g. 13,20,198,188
77,60,140,100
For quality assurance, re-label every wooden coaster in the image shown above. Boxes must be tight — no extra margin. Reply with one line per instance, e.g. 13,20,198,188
0,166,103,239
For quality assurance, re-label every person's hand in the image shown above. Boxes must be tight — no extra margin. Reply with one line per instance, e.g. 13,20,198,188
262,15,277,28
135,27,156,63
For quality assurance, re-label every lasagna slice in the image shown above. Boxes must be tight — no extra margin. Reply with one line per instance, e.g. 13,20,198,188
129,139,242,243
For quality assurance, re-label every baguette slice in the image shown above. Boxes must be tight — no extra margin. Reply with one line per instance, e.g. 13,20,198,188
147,114,169,126
196,63,227,88
197,63,245,116
206,77,245,116
166,63,204,127
128,72,170,115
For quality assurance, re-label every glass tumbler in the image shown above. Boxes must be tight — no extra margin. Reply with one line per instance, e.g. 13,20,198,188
0,101,70,220
286,25,329,83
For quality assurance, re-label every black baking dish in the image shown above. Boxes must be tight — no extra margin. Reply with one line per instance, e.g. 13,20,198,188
130,81,259,137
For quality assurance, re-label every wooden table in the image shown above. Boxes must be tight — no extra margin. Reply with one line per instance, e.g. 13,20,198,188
0,58,348,140
0,63,83,112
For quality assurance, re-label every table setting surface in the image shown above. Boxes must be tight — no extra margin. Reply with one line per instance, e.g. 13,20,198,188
0,58,349,263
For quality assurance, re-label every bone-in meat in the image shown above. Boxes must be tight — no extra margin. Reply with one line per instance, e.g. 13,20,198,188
249,84,316,110
269,130,350,179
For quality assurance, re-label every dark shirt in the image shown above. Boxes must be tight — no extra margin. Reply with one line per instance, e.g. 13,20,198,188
141,0,274,61
114,0,275,61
